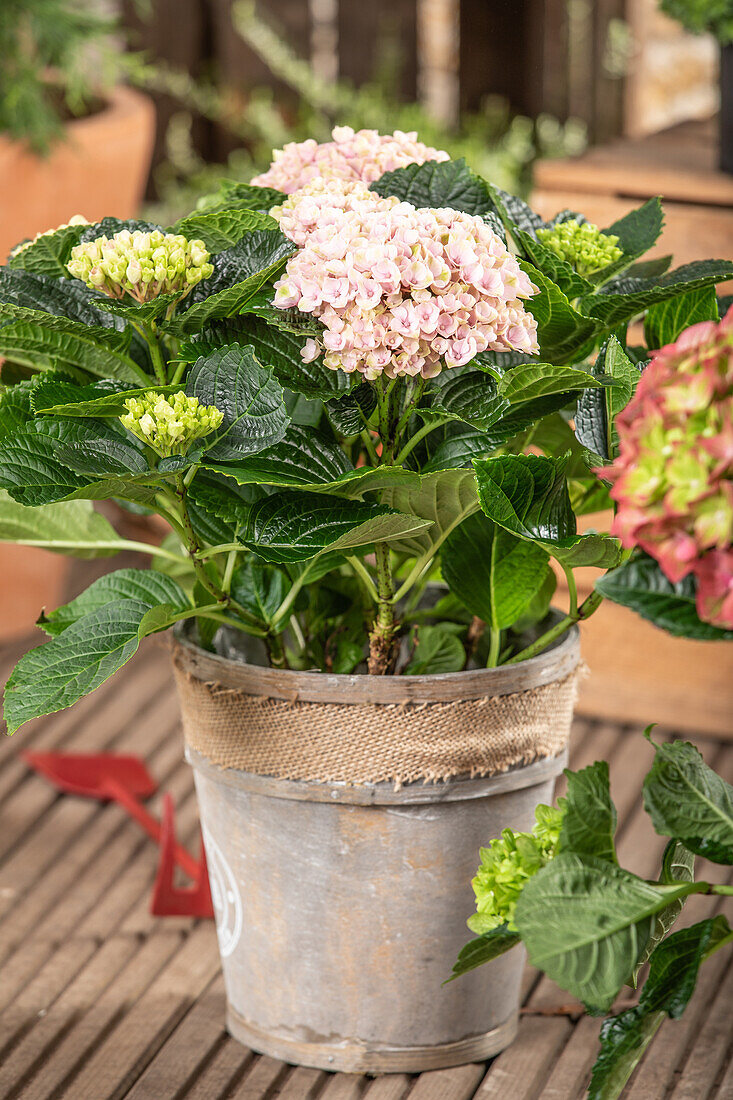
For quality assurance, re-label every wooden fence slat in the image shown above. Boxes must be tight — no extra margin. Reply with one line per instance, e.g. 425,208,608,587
337,0,417,100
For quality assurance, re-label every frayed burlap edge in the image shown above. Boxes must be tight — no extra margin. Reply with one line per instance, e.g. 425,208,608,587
171,653,584,788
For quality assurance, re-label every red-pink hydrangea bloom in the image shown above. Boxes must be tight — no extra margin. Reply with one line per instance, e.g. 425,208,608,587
272,179,539,380
251,126,449,193
602,307,733,629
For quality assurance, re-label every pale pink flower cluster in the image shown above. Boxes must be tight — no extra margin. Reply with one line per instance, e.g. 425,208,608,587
272,180,539,380
251,126,450,194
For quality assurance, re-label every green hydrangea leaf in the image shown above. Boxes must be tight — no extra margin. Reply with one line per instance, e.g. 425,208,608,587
0,491,130,558
643,285,719,350
474,452,622,569
514,853,694,1014
594,554,733,640
8,221,88,278
239,492,432,563
170,207,278,252
441,511,550,630
371,158,497,218
405,623,466,674
559,761,618,863
186,342,290,460
38,568,189,635
643,737,733,864
448,926,521,982
588,916,732,1100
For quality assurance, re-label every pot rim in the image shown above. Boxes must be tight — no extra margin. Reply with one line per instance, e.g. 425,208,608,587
186,744,569,804
172,610,580,706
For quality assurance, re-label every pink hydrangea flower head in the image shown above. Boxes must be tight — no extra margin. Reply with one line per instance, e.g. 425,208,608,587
252,127,450,194
271,180,539,381
601,307,733,628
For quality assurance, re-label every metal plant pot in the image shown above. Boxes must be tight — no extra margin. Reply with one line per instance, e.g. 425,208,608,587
173,624,580,1073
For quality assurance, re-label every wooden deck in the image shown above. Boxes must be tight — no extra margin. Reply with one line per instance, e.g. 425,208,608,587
0,635,731,1100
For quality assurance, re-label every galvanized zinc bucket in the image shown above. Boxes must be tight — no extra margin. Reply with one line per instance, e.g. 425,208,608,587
172,623,580,1074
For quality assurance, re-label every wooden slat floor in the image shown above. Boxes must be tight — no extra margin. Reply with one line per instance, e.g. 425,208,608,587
0,636,731,1100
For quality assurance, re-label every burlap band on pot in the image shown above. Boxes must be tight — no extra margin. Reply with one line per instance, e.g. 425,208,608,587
171,628,581,787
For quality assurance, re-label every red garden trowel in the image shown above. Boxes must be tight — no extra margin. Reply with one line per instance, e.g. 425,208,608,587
150,793,213,918
22,751,201,881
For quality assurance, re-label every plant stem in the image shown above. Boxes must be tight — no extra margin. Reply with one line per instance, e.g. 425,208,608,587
486,627,501,668
144,322,168,384
346,555,378,602
222,549,237,594
360,429,379,465
368,542,399,674
506,589,604,665
171,476,228,604
395,418,442,465
562,562,579,617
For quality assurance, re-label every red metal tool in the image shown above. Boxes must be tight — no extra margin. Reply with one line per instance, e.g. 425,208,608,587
150,794,214,918
22,751,200,880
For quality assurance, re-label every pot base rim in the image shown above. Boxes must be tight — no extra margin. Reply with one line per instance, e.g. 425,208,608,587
226,1004,519,1074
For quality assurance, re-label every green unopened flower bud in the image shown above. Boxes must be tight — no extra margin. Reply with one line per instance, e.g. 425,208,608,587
468,801,564,934
536,219,623,277
67,229,214,304
119,390,224,457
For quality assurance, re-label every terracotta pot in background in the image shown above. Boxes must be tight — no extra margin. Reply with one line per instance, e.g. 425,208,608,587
0,84,155,261
0,84,156,641
553,513,733,739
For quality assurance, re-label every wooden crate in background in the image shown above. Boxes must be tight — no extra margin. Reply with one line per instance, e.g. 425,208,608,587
533,119,733,739
532,117,733,275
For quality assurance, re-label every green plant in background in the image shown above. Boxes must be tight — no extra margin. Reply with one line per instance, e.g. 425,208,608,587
132,0,585,224
0,148,731,731
0,0,126,154
452,733,733,1099
660,0,733,44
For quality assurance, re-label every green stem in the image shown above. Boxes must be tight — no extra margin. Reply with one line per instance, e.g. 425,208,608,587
562,562,578,617
10,539,187,564
144,322,168,384
486,627,501,668
506,589,604,665
171,476,228,604
393,378,425,443
395,418,443,466
360,430,379,465
265,629,288,668
222,549,237,594
346,555,378,602
170,359,187,385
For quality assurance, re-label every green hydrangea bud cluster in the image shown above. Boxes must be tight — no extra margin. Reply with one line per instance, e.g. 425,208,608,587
120,391,223,457
536,218,623,277
10,214,90,258
468,802,564,934
67,229,214,303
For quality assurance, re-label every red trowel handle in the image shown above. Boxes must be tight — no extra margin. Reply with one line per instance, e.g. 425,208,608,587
104,778,200,880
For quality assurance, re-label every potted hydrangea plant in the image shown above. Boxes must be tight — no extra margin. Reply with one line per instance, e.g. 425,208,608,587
1,127,731,1073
